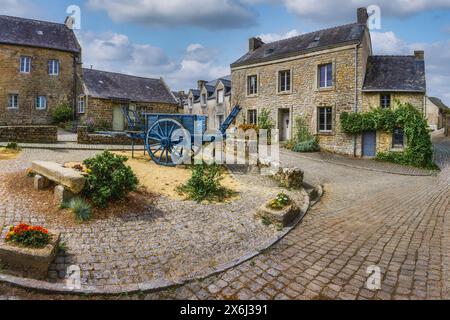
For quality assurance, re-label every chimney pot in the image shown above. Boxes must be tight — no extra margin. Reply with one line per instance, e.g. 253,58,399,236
357,7,368,25
414,50,425,60
249,37,265,52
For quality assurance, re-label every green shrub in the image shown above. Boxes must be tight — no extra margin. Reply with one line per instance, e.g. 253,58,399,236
177,162,231,203
5,142,20,151
292,139,320,153
52,104,73,124
270,193,290,210
83,151,139,208
341,102,436,169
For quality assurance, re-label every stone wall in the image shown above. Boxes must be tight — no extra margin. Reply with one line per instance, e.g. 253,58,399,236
231,43,367,156
77,126,143,145
0,126,57,143
78,97,179,130
0,44,81,126
362,92,425,112
445,115,450,137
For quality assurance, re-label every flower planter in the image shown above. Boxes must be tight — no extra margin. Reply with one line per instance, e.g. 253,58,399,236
256,201,300,227
0,230,60,280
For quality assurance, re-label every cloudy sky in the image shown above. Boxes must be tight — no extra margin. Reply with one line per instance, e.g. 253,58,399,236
1,0,450,104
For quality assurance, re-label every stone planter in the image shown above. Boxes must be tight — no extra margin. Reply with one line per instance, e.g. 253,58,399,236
0,231,60,280
256,201,300,227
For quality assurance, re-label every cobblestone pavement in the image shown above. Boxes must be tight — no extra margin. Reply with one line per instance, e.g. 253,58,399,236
0,149,292,291
0,132,449,300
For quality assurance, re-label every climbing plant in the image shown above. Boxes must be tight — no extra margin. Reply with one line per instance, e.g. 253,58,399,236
340,102,437,169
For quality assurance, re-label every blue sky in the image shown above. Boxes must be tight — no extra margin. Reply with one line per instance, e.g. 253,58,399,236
1,0,450,104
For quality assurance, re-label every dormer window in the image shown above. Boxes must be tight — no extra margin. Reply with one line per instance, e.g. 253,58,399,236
217,89,224,104
48,60,59,75
20,56,31,73
380,94,391,108
201,93,207,106
188,97,193,109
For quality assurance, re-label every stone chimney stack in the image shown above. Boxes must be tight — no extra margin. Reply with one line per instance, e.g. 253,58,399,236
249,37,265,52
357,7,369,25
414,50,425,60
64,16,75,29
198,80,207,90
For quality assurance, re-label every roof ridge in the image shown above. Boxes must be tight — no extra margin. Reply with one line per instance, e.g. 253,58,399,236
83,68,160,81
0,14,65,26
259,22,359,47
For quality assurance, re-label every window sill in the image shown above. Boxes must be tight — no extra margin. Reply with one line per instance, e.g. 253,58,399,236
277,90,292,96
390,147,405,152
246,94,258,98
36,108,47,111
317,131,334,136
316,87,334,92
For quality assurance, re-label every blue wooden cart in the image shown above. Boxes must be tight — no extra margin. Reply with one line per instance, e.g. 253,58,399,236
123,106,241,166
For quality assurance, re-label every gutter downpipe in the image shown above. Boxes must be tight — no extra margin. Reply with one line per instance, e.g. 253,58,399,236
353,42,360,157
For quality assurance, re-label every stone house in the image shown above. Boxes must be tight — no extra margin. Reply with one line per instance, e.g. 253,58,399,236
79,68,178,131
185,76,232,131
425,96,449,131
230,8,427,157
0,15,82,125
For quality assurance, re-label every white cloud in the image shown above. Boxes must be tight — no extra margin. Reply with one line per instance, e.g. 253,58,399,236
79,32,229,91
87,0,258,29
0,0,35,16
371,31,450,106
258,29,301,43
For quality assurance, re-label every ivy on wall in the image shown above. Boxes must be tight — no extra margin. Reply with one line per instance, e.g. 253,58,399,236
340,102,437,169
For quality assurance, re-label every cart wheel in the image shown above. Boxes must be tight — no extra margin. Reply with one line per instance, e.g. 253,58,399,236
146,119,191,167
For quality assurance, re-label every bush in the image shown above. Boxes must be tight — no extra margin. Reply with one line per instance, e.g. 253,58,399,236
5,224,50,248
5,142,20,151
292,139,320,153
177,162,231,203
341,102,436,169
270,193,290,210
83,151,139,208
62,198,92,222
52,104,73,124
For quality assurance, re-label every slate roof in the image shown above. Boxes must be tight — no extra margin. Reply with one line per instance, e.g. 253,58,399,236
0,15,80,53
188,76,231,103
363,56,426,92
82,69,177,104
428,97,449,112
231,23,366,68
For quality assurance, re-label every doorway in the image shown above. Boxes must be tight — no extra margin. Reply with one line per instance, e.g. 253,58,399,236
279,109,291,141
113,105,126,131
362,131,377,157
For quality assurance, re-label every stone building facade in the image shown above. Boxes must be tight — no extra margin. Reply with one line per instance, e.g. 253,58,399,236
0,15,82,126
425,96,449,131
231,8,427,157
185,77,232,131
80,69,178,131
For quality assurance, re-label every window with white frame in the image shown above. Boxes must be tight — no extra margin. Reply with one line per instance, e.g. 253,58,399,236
279,70,291,92
217,89,224,104
247,75,258,95
20,56,31,73
78,96,85,114
248,109,257,125
48,59,60,75
318,107,333,132
318,63,333,88
36,96,47,110
8,94,19,109
201,93,207,106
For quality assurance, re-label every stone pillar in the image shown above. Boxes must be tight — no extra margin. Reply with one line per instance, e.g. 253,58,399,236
34,175,50,190
54,185,75,204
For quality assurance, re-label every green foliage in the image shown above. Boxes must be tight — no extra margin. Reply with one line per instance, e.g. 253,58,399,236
257,109,275,130
292,139,320,153
83,151,139,208
5,142,20,151
341,102,436,169
177,162,231,203
52,104,73,124
288,116,320,153
270,193,290,210
63,198,92,222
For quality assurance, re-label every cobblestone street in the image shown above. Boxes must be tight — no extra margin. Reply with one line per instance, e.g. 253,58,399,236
0,132,449,300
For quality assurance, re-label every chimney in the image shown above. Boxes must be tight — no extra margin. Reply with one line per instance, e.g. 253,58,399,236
198,80,207,90
414,50,425,60
64,16,75,29
249,37,265,52
357,7,368,25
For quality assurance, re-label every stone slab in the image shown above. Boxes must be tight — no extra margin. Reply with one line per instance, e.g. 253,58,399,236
32,161,85,194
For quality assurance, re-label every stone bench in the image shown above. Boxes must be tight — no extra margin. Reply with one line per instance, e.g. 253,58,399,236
32,161,86,203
